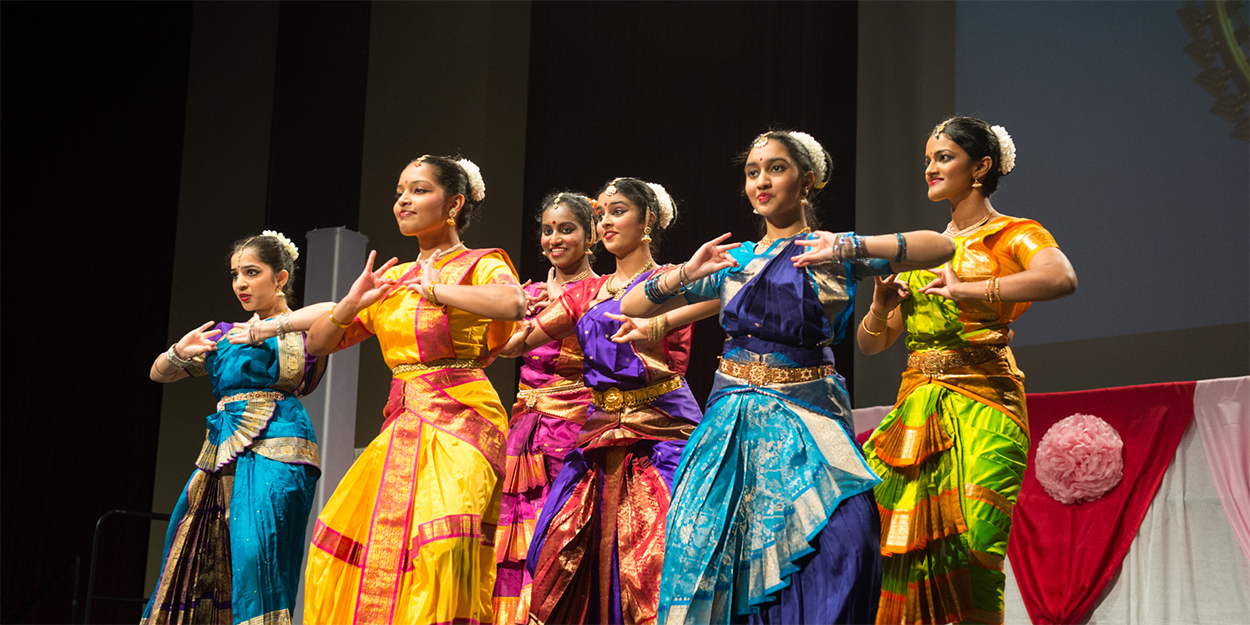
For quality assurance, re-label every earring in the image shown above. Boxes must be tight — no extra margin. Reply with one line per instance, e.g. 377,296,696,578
641,225,652,244
972,178,983,188
446,210,458,226
277,291,285,297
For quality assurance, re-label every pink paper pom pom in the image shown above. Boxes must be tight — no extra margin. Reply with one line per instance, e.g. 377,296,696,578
1035,413,1124,505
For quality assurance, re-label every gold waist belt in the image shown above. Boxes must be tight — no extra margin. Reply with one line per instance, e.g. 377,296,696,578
592,376,684,413
392,358,483,376
908,344,1008,376
718,357,835,386
217,390,286,412
517,381,586,400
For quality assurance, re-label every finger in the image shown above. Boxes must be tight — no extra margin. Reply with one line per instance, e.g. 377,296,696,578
364,250,377,272
198,320,216,331
603,312,626,322
548,267,556,283
793,239,816,248
204,329,223,338
519,279,532,289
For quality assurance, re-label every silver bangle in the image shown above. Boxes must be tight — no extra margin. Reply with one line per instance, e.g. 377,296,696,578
166,344,191,369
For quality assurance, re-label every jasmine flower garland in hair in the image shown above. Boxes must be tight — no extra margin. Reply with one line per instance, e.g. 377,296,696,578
261,230,299,261
457,158,487,202
645,182,677,229
990,125,1016,174
787,131,829,188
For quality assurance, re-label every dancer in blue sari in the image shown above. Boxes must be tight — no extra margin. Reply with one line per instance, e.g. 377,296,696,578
144,232,331,625
621,130,955,624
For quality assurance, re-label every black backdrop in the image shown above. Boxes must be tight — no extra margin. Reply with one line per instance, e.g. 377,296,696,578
1,2,857,622
518,1,859,409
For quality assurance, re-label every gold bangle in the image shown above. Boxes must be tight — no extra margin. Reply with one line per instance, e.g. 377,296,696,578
425,282,444,307
869,307,893,323
328,307,352,328
648,314,669,342
861,315,884,337
994,277,1002,303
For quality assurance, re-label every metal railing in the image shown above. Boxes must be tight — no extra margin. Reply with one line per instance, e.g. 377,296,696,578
82,510,171,624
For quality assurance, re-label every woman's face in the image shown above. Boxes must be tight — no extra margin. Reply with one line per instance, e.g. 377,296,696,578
393,162,457,238
924,134,983,202
230,248,285,314
744,140,809,220
540,203,590,271
595,190,648,258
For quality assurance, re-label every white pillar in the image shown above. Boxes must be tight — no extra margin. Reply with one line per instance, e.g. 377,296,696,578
295,226,367,623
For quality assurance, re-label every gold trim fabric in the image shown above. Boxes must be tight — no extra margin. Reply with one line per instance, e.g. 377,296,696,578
392,358,484,376
251,437,320,468
717,357,835,386
591,376,684,413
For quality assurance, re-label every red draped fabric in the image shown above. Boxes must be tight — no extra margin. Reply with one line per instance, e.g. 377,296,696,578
1007,381,1196,624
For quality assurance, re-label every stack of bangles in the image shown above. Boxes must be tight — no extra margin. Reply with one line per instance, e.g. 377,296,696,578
249,311,294,344
642,263,690,305
833,233,869,260
861,306,893,337
648,314,669,342
984,276,1002,304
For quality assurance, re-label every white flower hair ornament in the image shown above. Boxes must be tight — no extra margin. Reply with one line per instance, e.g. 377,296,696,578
645,182,676,229
457,158,487,202
261,230,299,261
787,131,830,189
991,125,1016,175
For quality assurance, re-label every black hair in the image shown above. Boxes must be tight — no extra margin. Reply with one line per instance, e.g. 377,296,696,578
535,190,599,263
408,154,484,233
932,117,1009,196
231,233,298,306
737,130,828,231
593,177,674,254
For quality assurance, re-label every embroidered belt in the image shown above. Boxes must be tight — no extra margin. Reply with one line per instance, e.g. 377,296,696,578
907,344,1008,376
392,358,483,376
217,390,287,412
718,357,835,386
591,376,684,413
516,381,586,400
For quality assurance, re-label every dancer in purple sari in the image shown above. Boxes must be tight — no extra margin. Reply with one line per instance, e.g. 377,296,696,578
621,130,955,624
502,178,719,624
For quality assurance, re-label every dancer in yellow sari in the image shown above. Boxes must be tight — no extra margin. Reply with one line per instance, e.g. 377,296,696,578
303,154,525,625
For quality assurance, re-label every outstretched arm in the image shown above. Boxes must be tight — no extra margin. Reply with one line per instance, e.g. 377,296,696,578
608,298,722,343
393,253,526,321
620,232,740,318
792,230,955,272
150,321,222,383
225,302,337,345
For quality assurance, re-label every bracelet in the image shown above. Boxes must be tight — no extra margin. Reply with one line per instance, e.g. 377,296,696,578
860,315,884,337
648,314,669,342
994,277,1002,304
893,233,907,263
247,320,260,345
868,307,893,323
834,233,868,260
328,307,352,328
983,277,1001,304
276,312,292,338
643,275,673,305
677,263,689,292
424,282,444,307
166,344,191,369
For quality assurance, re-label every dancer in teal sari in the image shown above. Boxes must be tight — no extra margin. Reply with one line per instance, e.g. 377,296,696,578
144,232,330,625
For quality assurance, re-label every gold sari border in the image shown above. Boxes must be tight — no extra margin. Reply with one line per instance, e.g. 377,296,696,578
964,482,1014,517
311,519,365,567
250,436,319,469
216,390,286,412
402,370,507,476
392,358,483,376
403,514,493,572
907,345,1007,377
237,608,292,625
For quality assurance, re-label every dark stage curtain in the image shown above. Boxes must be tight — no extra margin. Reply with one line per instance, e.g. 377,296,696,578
518,1,860,406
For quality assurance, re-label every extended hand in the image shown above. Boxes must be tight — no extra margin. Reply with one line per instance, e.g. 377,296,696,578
226,313,262,344
919,263,965,301
347,250,400,309
605,312,650,343
500,319,534,357
791,231,839,267
684,233,740,282
175,321,223,358
873,274,911,311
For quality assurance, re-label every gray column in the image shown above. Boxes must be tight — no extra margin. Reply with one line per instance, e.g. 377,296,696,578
294,226,367,623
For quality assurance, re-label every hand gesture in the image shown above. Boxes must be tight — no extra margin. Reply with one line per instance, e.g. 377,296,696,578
545,267,567,301
500,319,534,357
606,312,652,344
872,274,911,312
226,313,262,344
791,231,840,267
344,250,400,310
919,263,965,301
683,233,740,282
175,321,223,359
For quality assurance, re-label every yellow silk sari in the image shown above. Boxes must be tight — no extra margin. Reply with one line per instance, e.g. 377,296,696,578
304,248,518,625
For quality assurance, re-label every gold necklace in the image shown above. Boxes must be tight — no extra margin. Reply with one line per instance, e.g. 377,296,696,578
944,212,995,237
605,261,655,300
758,227,812,250
555,266,593,286
418,241,466,262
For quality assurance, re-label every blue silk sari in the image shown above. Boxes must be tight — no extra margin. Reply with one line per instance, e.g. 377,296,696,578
142,324,323,625
658,234,887,624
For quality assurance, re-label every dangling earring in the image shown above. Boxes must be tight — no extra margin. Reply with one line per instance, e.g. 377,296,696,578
446,209,458,226
641,225,652,244
972,178,983,188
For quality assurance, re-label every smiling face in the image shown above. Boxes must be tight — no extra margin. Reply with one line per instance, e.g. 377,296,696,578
393,162,461,238
540,203,591,271
744,140,811,220
924,134,990,202
594,190,647,258
230,248,287,314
